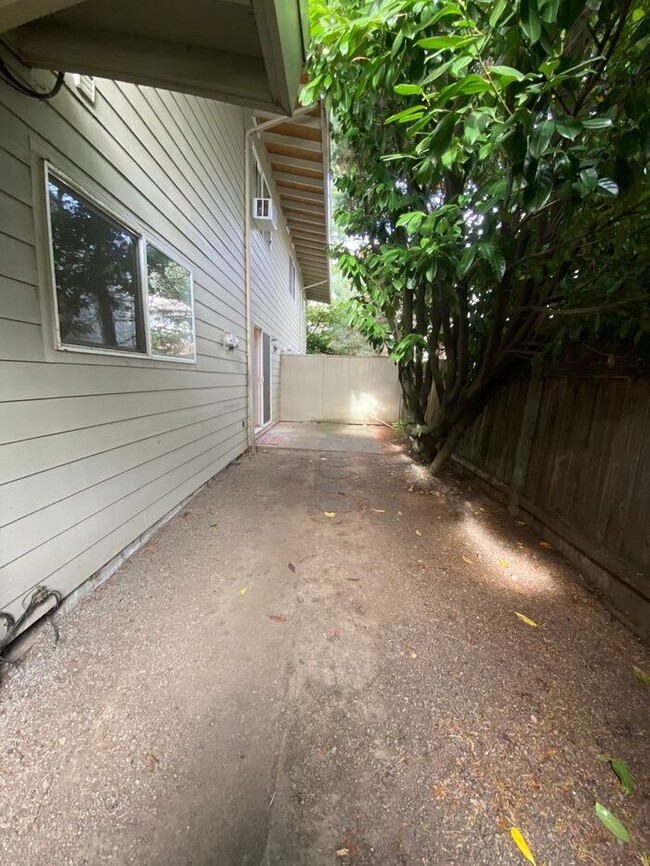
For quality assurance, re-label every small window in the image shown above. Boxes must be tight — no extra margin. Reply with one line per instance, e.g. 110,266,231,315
46,169,195,362
146,243,194,359
289,258,296,299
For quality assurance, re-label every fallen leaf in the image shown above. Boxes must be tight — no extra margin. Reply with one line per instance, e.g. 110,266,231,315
516,520,526,526
462,555,476,565
288,562,296,573
416,529,422,536
514,611,538,627
240,587,248,596
538,540,552,549
594,802,630,843
324,511,336,518
335,850,350,858
633,665,650,688
499,559,510,568
209,523,217,528
405,647,417,659
267,614,287,623
372,508,386,513
510,826,536,865
145,753,159,772
598,755,634,794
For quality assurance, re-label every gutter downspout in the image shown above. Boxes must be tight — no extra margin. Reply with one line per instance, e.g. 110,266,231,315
243,105,314,453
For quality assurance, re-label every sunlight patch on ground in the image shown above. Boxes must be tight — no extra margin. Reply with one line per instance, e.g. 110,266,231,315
460,512,560,598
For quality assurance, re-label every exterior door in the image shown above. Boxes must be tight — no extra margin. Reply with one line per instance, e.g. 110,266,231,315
254,327,272,429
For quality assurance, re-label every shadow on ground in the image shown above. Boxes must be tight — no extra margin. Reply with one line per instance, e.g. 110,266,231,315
1,435,648,866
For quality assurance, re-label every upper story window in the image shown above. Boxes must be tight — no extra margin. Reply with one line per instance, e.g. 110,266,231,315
289,258,296,299
252,157,274,248
46,168,196,362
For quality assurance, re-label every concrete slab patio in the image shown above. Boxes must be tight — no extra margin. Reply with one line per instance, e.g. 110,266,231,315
1,437,648,866
257,421,390,453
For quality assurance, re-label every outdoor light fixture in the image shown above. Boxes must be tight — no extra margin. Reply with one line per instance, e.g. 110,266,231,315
224,332,239,352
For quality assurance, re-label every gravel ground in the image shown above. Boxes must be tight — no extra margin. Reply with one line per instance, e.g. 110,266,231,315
0,440,648,866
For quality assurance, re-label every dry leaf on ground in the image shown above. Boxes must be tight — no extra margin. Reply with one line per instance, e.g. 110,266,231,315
514,611,538,627
240,587,248,596
538,540,553,549
324,511,336,517
462,555,476,565
416,529,422,536
510,826,536,864
267,614,288,623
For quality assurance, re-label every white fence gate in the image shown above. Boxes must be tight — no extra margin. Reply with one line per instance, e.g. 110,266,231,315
281,355,402,425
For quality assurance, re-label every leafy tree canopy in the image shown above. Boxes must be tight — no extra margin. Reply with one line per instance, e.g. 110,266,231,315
305,0,650,471
307,263,377,355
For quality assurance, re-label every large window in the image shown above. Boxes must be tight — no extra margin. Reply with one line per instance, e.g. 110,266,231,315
46,169,195,362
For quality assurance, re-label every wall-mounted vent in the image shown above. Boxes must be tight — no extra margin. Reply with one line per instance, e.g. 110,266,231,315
74,74,96,104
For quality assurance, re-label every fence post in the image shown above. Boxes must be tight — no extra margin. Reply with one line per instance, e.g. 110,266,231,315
508,365,544,514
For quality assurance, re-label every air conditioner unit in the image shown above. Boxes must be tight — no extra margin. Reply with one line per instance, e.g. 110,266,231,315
252,197,276,228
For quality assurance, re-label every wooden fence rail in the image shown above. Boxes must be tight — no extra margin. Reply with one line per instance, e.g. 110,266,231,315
428,375,650,639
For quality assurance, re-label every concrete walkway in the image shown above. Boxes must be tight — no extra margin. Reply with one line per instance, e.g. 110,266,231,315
1,442,648,865
257,421,390,453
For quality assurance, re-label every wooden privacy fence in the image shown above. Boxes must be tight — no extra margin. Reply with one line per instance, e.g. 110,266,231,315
428,374,650,638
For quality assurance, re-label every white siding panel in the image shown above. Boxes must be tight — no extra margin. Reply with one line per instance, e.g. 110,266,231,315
0,77,308,634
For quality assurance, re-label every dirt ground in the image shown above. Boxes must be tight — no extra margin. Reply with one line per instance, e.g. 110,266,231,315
1,433,648,866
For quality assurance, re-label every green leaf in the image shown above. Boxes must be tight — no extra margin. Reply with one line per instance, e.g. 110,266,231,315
556,115,583,141
489,0,508,27
633,665,650,688
520,0,542,43
597,177,619,197
429,113,456,157
385,105,426,125
529,120,555,158
610,759,634,794
417,35,477,50
577,167,599,194
490,65,525,83
594,802,630,843
582,116,614,129
457,246,476,277
394,83,424,96
525,162,553,210
478,242,506,280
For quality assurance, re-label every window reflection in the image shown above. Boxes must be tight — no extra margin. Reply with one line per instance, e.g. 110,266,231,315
48,177,143,352
146,243,195,359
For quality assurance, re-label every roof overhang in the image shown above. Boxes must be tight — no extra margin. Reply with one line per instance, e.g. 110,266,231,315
254,103,330,303
0,0,309,114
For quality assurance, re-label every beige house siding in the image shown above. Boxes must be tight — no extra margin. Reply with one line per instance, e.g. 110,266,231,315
0,77,306,628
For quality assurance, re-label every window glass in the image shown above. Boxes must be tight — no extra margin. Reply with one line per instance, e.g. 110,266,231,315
146,243,195,359
289,259,296,299
48,176,143,352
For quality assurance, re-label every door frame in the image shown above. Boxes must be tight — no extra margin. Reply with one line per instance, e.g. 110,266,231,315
253,325,272,432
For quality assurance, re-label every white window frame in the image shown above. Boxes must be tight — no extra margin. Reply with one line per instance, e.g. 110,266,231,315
252,155,273,249
289,257,296,300
43,162,197,364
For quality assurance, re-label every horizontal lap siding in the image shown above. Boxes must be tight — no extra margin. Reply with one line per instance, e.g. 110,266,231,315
0,78,252,620
249,137,306,425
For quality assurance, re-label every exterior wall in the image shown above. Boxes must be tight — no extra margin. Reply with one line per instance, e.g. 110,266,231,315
0,76,305,630
281,355,401,424
249,138,306,427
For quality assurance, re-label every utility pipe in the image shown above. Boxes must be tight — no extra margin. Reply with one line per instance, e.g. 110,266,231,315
243,106,313,453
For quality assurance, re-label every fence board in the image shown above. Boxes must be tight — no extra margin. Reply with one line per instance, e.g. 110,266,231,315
430,373,650,637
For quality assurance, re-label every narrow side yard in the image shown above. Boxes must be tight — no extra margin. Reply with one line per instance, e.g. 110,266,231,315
0,439,648,866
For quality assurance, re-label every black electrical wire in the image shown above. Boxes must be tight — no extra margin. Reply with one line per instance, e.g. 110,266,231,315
0,586,62,660
0,58,64,100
